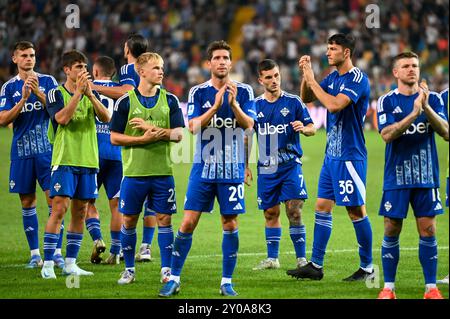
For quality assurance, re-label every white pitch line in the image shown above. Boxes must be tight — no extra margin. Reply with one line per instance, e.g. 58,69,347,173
1,246,448,268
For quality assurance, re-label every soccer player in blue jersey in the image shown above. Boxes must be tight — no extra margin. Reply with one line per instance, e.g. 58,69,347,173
92,34,156,262
251,59,315,271
85,56,123,264
437,87,448,286
376,52,448,299
287,33,374,281
41,50,110,279
159,40,256,297
0,41,64,269
110,52,185,285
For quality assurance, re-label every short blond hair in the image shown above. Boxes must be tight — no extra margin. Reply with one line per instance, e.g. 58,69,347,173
135,52,163,73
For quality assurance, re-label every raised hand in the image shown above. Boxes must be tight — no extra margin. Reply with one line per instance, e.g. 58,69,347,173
26,73,40,95
419,79,429,107
413,88,424,117
213,85,227,110
21,81,32,100
302,62,315,86
75,71,88,95
227,81,238,107
298,55,311,70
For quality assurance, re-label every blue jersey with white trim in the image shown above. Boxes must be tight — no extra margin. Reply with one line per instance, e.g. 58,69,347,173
93,80,121,161
0,73,57,160
377,89,446,190
319,67,370,161
255,91,313,168
119,63,139,88
441,88,448,119
187,80,256,183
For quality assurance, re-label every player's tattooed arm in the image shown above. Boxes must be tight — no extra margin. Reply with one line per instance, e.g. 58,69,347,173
380,90,424,143
420,80,449,140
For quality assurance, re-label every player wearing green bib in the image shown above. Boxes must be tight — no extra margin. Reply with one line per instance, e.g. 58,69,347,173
110,52,185,285
41,50,110,279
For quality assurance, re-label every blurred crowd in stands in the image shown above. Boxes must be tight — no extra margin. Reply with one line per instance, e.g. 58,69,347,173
0,0,448,128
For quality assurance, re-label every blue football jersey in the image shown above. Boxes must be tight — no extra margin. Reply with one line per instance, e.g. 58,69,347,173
119,63,140,88
441,88,448,118
187,80,257,183
255,91,313,168
319,67,370,161
0,73,58,160
377,89,446,190
93,80,121,161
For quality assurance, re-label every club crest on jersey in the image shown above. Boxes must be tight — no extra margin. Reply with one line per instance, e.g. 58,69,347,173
280,107,290,117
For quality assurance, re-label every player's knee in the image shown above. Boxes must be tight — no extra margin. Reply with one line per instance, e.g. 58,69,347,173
180,218,197,233
264,208,280,222
19,194,37,208
287,208,301,225
346,206,365,220
123,215,139,229
222,216,238,231
157,214,171,227
384,218,402,236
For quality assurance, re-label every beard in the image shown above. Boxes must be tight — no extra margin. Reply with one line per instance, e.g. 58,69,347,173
212,70,228,79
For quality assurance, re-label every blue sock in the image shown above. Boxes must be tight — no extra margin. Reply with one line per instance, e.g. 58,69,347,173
222,229,239,279
419,236,438,284
352,216,373,268
142,225,155,245
85,218,102,241
381,235,400,283
171,231,193,276
43,232,59,261
121,226,137,268
66,232,83,259
110,231,121,255
48,206,64,250
23,207,39,251
289,225,306,258
311,212,333,267
265,227,281,259
158,226,174,268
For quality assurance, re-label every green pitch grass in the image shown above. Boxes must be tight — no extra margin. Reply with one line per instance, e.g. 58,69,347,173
0,127,448,299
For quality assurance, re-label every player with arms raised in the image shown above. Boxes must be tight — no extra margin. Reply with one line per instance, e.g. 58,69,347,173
287,33,374,282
